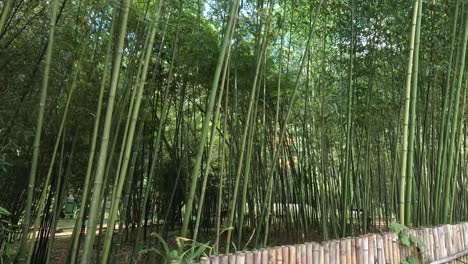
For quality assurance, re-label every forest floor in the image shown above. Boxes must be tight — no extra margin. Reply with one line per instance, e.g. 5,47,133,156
47,218,326,263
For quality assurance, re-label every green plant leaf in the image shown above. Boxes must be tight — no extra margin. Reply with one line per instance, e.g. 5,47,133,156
168,249,179,260
390,222,408,235
407,256,419,264
185,242,210,261
150,232,171,254
400,234,411,247
0,207,11,216
409,235,427,249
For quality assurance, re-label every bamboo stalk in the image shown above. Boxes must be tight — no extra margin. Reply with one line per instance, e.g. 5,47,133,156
426,228,434,261
368,235,375,264
295,245,301,264
335,240,341,264
421,229,430,261
340,239,347,264
319,243,324,264
200,256,210,264
362,236,369,264
245,252,254,264
211,255,220,264
261,249,268,264
300,244,306,264
444,225,452,257
312,243,319,264
430,249,468,264
221,254,229,264
392,233,400,264
253,250,262,264
324,242,330,264
383,234,389,264
229,253,237,264
356,237,362,263
387,234,393,264
289,245,296,264
438,226,447,258
376,234,384,263
433,226,440,261
237,253,246,264
283,246,290,264
306,243,313,263
463,224,468,261
351,238,356,264
329,241,335,264
275,247,283,264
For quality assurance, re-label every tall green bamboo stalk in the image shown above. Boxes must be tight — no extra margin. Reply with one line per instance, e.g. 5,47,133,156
404,0,423,226
80,0,131,262
100,1,162,262
443,9,468,222
434,0,460,224
68,7,117,264
0,0,13,37
17,0,59,261
398,0,419,225
342,0,354,236
179,0,240,246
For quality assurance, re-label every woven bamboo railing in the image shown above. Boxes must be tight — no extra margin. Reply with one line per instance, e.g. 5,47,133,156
176,222,468,264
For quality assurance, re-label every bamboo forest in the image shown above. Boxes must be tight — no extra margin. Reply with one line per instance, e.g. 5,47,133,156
1,0,468,263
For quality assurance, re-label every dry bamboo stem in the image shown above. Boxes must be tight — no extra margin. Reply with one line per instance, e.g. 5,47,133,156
262,249,268,264
229,253,236,264
237,253,246,264
289,245,296,264
362,236,369,264
253,250,262,264
429,249,468,264
268,248,276,264
211,255,220,264
221,254,229,264
368,235,375,263
273,247,281,264
200,256,210,264
351,238,356,264
377,234,385,263
391,233,400,264
245,252,253,264
283,246,289,264
383,234,389,264
444,225,452,257
345,238,352,264
433,227,440,261
335,240,340,264
329,241,335,264
340,239,347,264
356,237,362,263
312,243,319,263
294,245,301,264
300,244,306,264
324,242,330,263
319,243,324,263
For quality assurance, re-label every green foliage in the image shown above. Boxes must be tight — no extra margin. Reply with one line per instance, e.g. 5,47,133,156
137,233,211,264
401,256,419,264
0,206,16,263
390,222,428,264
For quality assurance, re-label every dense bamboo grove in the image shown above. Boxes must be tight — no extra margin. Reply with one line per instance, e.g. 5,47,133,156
1,0,468,263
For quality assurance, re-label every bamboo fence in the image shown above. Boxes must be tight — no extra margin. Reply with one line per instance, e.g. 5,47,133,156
178,222,468,264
